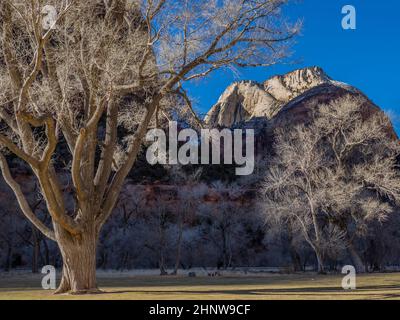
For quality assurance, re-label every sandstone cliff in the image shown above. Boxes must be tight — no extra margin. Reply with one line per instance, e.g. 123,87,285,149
205,66,362,127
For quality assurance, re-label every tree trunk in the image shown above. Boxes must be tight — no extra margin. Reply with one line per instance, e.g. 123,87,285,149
289,246,303,272
158,212,168,276
4,245,12,272
32,229,40,274
54,227,101,295
172,214,184,275
159,248,168,276
315,249,325,274
42,238,50,266
221,227,229,270
308,200,325,274
348,242,366,273
287,224,303,271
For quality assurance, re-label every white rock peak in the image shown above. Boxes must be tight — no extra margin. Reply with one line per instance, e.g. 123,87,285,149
205,67,352,127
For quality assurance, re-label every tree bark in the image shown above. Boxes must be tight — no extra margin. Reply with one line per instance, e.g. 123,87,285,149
54,227,101,295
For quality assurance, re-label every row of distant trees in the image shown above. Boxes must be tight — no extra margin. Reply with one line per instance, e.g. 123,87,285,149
1,185,400,274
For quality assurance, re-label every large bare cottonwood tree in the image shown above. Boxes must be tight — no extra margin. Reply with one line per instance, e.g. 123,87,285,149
0,0,298,293
262,96,400,273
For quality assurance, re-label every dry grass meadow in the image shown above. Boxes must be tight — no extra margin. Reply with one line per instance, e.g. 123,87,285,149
0,271,400,300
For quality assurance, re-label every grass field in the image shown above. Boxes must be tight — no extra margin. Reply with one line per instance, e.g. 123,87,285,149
0,272,400,300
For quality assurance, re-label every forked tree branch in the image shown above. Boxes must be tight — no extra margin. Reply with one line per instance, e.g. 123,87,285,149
0,133,40,167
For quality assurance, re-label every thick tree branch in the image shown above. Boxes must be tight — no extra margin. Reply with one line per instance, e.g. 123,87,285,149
0,153,56,241
97,94,162,227
17,112,57,167
94,98,118,200
72,128,88,201
0,133,39,167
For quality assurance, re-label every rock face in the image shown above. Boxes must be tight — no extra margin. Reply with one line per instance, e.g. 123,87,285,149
205,66,361,127
204,81,280,127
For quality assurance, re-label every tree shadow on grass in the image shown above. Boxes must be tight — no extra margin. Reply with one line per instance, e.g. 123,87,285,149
108,284,400,299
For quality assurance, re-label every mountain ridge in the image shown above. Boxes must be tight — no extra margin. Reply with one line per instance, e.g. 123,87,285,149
205,66,363,128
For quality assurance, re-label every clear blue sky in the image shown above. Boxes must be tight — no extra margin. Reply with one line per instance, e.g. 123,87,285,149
186,0,400,129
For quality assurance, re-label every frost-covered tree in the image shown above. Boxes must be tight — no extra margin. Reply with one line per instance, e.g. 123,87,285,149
262,96,400,273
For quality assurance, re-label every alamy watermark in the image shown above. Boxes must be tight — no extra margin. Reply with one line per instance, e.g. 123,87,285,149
41,265,56,290
146,122,255,176
342,5,357,30
342,265,357,290
41,5,58,30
